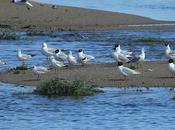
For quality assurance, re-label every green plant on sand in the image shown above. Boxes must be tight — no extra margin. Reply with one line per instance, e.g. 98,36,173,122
9,65,28,74
34,78,104,97
128,64,136,70
135,37,166,43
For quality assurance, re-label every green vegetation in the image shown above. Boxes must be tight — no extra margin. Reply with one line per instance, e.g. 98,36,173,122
128,64,136,70
134,37,166,43
9,65,28,74
34,78,104,97
0,33,20,40
172,96,175,100
26,31,47,36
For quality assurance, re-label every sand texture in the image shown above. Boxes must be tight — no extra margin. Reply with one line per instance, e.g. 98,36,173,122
1,0,173,32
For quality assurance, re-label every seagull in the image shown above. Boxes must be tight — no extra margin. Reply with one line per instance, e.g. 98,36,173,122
117,62,141,80
17,49,33,65
32,65,49,80
42,42,56,57
115,44,132,56
165,43,175,60
11,0,33,10
128,48,145,70
67,51,78,65
49,56,65,73
113,47,131,63
129,48,145,63
54,49,68,62
168,59,175,76
78,49,95,65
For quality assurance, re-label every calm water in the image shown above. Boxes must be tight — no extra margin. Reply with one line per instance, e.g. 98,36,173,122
36,0,175,21
0,83,175,130
0,30,175,129
0,30,175,69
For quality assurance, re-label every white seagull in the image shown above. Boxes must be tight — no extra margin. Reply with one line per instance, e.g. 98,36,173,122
115,44,132,56
32,65,49,80
129,48,145,63
42,42,57,57
11,0,33,10
165,43,175,60
54,49,68,62
168,59,175,75
117,62,141,79
78,49,95,65
67,51,78,65
49,56,65,73
113,47,131,63
17,49,33,65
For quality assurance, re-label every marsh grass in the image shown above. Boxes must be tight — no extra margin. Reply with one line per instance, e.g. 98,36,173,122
128,64,136,70
0,33,20,40
135,37,166,43
172,96,175,100
9,65,28,74
34,78,104,97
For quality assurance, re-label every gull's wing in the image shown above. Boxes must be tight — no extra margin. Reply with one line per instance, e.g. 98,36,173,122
122,66,141,75
37,66,49,72
84,54,95,60
118,53,130,62
22,54,32,59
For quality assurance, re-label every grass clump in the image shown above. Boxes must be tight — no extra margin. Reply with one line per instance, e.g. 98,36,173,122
34,78,104,97
9,65,28,74
0,33,20,40
128,64,136,70
134,37,166,43
172,96,175,100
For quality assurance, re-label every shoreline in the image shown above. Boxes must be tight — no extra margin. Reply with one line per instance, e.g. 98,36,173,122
0,0,175,32
0,61,175,88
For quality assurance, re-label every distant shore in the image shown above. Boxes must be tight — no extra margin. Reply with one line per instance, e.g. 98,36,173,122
0,61,175,88
0,0,175,32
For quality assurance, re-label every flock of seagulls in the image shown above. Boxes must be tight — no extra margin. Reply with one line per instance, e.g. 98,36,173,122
0,41,174,80
15,42,96,79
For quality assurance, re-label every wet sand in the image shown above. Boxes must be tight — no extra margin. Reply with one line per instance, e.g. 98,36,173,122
0,0,175,32
0,61,174,88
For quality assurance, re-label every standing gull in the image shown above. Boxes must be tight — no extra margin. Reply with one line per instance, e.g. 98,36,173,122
117,62,141,80
113,47,131,63
32,65,49,80
115,44,132,56
54,49,68,62
168,59,175,76
17,49,33,65
67,51,78,65
165,43,175,60
78,49,95,65
49,56,65,73
42,42,57,57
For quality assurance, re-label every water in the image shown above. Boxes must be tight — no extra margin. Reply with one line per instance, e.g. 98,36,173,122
0,30,175,129
0,30,175,69
36,0,175,21
0,83,175,130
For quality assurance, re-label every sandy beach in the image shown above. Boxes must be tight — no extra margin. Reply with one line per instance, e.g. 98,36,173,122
0,61,174,88
0,0,175,32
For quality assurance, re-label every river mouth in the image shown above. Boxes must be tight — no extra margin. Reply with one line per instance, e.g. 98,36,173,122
0,83,175,130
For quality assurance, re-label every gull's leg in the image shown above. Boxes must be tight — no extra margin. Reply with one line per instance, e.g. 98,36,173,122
37,74,40,80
